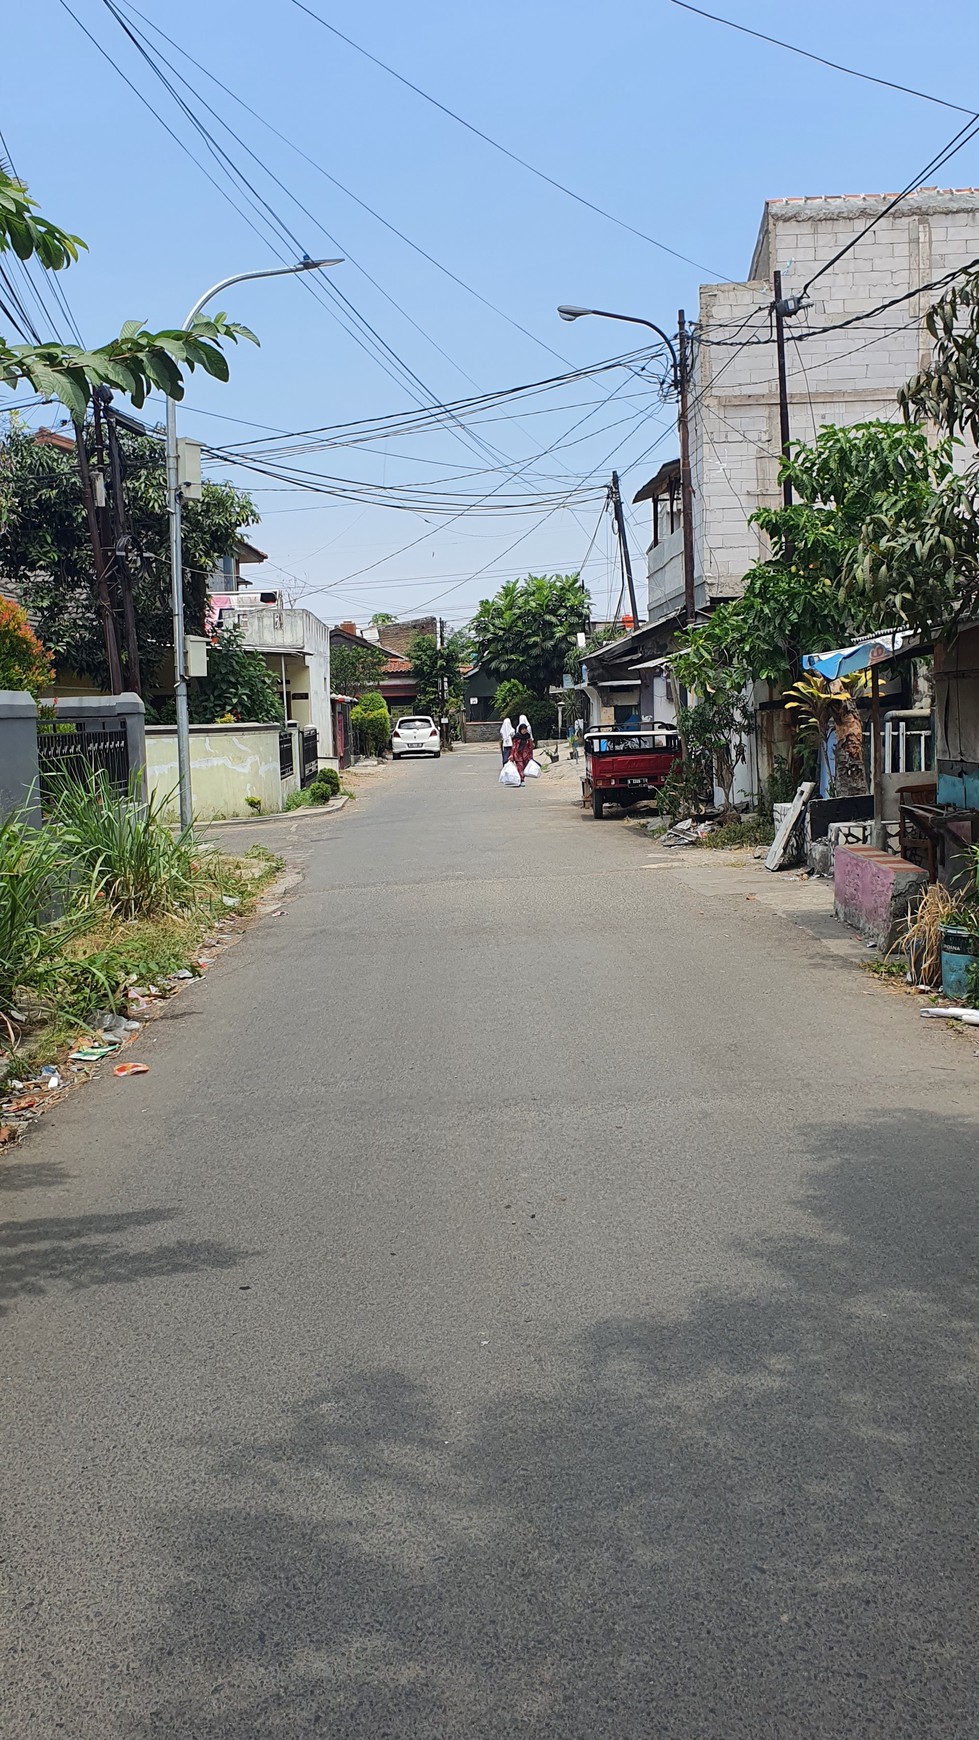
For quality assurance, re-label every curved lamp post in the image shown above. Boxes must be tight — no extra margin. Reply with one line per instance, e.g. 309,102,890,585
557,303,696,622
167,257,342,828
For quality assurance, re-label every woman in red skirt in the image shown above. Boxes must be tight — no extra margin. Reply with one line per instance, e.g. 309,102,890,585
510,715,534,783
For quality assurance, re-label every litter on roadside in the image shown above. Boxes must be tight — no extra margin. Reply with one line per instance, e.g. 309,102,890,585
113,1061,150,1076
920,1006,979,1025
661,817,719,848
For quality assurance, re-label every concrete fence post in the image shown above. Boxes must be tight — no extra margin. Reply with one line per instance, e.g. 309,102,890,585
0,691,41,826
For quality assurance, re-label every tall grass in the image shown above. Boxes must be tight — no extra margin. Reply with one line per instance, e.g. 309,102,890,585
0,809,96,1021
49,768,198,920
1,777,279,1046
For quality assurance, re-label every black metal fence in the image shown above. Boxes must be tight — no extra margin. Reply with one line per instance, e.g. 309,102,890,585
37,725,130,809
279,729,295,780
300,727,318,786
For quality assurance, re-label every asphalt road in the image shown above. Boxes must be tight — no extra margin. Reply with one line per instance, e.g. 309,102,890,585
2,747,978,1739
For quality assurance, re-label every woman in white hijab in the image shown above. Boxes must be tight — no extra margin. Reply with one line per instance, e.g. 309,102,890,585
510,714,534,783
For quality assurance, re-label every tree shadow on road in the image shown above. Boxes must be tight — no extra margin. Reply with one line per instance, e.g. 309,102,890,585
0,1205,255,1315
0,1156,71,1193
72,1112,979,1734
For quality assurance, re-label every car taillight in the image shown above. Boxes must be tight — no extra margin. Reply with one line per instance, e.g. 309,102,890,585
392,730,401,737
429,729,438,737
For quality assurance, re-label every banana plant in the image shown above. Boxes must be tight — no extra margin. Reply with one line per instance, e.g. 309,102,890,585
783,672,868,798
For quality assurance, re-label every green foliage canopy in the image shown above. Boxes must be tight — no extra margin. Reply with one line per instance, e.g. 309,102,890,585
187,623,282,725
670,422,933,695
350,692,391,754
329,640,386,697
470,573,588,695
0,423,256,692
407,631,466,717
0,169,257,419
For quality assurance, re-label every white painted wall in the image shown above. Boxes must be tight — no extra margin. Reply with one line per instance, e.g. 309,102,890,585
222,604,333,756
147,723,298,820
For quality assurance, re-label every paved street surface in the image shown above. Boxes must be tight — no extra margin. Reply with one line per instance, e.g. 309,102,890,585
2,747,978,1739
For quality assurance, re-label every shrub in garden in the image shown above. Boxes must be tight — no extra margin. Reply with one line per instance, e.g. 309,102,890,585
350,692,390,755
309,767,340,800
0,597,53,697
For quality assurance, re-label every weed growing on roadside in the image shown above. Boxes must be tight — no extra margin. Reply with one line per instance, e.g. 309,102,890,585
700,817,774,849
49,769,198,920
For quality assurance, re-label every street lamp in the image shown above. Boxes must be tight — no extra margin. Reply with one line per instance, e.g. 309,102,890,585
557,305,679,389
557,303,696,622
167,257,342,829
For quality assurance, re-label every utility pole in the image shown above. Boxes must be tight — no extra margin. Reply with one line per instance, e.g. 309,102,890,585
772,270,793,508
609,471,640,628
437,615,448,749
100,393,142,696
677,309,697,624
74,413,124,695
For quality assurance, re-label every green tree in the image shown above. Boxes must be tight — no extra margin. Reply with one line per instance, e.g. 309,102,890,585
369,610,396,627
0,423,256,692
832,270,979,635
0,596,52,696
186,623,282,724
0,169,256,419
329,641,386,697
407,631,466,717
470,573,588,695
670,422,928,696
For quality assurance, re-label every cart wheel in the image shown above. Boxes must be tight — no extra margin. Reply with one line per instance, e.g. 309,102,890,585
591,790,605,818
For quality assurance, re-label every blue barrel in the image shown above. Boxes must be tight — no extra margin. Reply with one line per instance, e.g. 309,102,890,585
940,924,979,1000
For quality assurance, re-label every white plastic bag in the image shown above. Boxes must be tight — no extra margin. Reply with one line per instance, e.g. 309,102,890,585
499,762,521,786
525,758,542,778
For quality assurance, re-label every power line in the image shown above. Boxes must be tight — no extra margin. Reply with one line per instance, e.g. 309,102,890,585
106,0,674,508
322,367,649,593
699,252,979,346
0,129,84,345
800,112,979,298
99,0,645,512
287,0,732,279
667,2,973,115
69,0,512,476
116,0,575,372
94,0,504,450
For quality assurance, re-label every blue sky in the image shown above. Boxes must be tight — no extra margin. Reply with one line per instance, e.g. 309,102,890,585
4,0,979,626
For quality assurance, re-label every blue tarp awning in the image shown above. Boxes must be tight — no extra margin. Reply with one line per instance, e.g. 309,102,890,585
802,630,916,681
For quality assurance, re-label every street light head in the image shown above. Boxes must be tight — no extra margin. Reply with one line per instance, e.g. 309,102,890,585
299,257,343,271
557,305,592,322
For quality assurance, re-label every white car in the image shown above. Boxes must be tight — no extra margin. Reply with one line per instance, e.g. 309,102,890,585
392,714,441,758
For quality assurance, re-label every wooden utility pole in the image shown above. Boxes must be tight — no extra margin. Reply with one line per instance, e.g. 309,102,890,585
74,414,124,694
101,397,143,695
677,309,697,624
773,270,793,507
609,471,640,628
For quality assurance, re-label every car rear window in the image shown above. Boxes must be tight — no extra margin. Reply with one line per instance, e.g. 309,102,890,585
398,717,433,729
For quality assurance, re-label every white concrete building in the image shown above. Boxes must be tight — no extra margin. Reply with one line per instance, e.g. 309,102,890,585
213,594,334,757
641,187,979,623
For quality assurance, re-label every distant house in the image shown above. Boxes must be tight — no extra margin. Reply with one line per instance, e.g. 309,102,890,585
213,565,333,755
462,664,497,722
